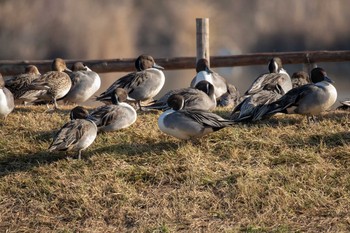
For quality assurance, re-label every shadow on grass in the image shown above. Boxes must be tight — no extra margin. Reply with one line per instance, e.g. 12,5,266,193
9,128,55,151
234,110,349,128
270,131,350,167
32,131,55,143
136,109,161,115
0,127,63,177
233,116,302,128
0,151,66,178
306,131,350,148
0,139,181,177
276,130,350,150
13,106,72,115
307,131,350,166
90,140,180,158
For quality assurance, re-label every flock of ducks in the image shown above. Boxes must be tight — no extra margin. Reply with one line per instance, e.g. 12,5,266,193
0,55,343,159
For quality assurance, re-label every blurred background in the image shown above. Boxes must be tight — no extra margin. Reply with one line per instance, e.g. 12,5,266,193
0,0,349,106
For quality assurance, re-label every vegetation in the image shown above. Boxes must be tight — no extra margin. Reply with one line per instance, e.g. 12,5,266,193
0,105,349,232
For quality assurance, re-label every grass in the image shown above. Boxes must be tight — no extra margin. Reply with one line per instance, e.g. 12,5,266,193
0,105,349,232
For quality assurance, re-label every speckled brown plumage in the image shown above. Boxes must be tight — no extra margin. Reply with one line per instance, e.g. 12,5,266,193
20,58,72,109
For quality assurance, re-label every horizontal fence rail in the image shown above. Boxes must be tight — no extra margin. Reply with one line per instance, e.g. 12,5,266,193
0,50,350,76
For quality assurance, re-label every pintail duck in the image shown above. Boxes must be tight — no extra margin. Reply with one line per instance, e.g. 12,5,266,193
144,80,216,111
63,62,101,104
217,83,242,108
158,94,235,140
90,88,137,132
21,58,72,109
5,65,41,100
252,67,337,123
291,71,311,88
245,57,292,96
336,100,350,110
5,65,41,104
190,58,237,101
231,88,284,122
96,55,165,110
0,73,15,119
48,106,97,159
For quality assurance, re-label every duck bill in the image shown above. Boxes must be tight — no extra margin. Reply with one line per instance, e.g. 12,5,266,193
205,66,214,74
325,76,334,83
152,63,164,70
85,66,92,71
65,68,73,73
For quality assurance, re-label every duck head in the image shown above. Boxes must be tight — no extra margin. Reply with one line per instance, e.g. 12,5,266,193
268,57,283,73
111,88,128,105
70,106,90,120
25,65,41,75
167,94,185,111
135,55,164,71
311,67,334,83
52,58,72,72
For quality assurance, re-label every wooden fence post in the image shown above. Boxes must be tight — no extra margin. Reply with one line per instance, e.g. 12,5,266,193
302,53,318,74
196,18,210,66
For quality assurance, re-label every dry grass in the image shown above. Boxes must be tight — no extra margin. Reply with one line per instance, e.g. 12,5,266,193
0,105,350,232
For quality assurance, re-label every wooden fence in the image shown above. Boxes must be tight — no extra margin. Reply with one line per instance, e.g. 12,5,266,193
1,50,350,76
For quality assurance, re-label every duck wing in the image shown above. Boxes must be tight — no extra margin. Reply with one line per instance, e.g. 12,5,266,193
245,73,288,96
256,84,315,118
181,110,234,129
49,120,88,151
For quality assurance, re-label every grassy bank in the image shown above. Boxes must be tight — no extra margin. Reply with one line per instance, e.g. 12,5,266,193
0,105,349,232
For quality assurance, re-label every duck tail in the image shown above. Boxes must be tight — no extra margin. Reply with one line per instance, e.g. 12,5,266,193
142,101,169,111
253,102,284,121
95,93,111,103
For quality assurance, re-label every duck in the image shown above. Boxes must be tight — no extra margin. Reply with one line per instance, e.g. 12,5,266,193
90,88,137,132
48,106,97,159
0,73,15,119
252,67,337,123
144,80,216,111
291,71,311,88
62,62,101,104
157,94,235,140
5,65,41,104
217,83,241,108
244,57,292,96
5,65,41,99
231,88,284,122
190,58,237,101
96,54,165,110
20,58,72,109
336,100,350,110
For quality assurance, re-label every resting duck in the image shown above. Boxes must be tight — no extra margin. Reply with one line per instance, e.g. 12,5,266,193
252,67,337,123
144,80,216,111
190,58,239,103
0,73,15,119
21,58,72,109
158,94,235,140
244,57,292,96
90,88,137,132
5,65,41,104
49,106,97,159
97,54,165,110
63,62,101,104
